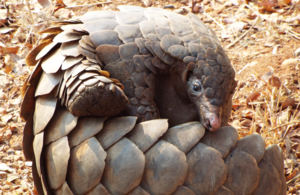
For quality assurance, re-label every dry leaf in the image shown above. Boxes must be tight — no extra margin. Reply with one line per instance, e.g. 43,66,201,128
246,92,261,104
0,91,7,100
268,76,281,88
1,114,12,123
0,44,19,56
240,119,252,127
8,99,21,105
278,0,291,7
54,8,71,19
232,103,240,109
241,109,255,119
258,0,277,12
0,19,7,27
7,174,19,182
0,26,14,34
38,0,51,8
286,168,299,181
56,0,67,7
282,97,296,109
3,55,15,74
0,108,6,115
0,9,7,27
0,163,13,172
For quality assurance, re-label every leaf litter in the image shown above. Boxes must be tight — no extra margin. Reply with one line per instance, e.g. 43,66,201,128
0,0,299,194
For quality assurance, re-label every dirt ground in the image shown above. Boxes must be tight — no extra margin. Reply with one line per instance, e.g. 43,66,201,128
0,0,299,194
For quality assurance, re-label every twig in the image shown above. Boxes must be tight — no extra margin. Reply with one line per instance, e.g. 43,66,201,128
65,1,112,9
285,30,300,40
225,16,259,49
287,173,300,184
25,0,34,24
237,61,258,74
268,121,300,132
203,13,224,30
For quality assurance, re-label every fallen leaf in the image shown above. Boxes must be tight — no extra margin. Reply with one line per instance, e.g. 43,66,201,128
8,99,21,105
56,0,67,7
38,0,51,8
246,92,261,104
278,0,291,7
259,0,278,12
0,44,19,56
0,163,13,172
0,108,6,115
240,119,252,127
1,114,12,123
54,8,71,19
7,174,19,182
282,97,296,109
0,26,14,34
0,91,7,100
232,103,240,109
268,76,281,88
286,168,299,181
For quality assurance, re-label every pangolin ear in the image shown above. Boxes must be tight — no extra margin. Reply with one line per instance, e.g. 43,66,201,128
181,66,189,83
182,62,197,83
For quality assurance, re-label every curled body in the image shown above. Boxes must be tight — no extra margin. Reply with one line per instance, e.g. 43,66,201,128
22,5,237,131
21,6,286,195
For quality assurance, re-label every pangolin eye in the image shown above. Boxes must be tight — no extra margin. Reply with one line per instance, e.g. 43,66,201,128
193,85,199,91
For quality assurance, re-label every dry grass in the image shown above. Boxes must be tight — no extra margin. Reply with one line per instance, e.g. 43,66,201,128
0,0,299,194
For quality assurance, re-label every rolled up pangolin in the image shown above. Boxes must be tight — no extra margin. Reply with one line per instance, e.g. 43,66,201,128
21,5,286,195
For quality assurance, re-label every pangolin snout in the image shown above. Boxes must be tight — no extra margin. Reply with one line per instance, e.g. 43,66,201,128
204,113,221,131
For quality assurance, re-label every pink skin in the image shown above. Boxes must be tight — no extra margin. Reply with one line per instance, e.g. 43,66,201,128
199,101,222,131
204,112,221,131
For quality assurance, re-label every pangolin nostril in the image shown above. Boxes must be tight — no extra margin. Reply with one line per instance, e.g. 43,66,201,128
206,121,212,130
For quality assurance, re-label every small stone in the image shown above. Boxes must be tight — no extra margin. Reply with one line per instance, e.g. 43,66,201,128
7,149,15,155
174,8,185,14
192,4,200,13
25,161,32,167
164,4,175,9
